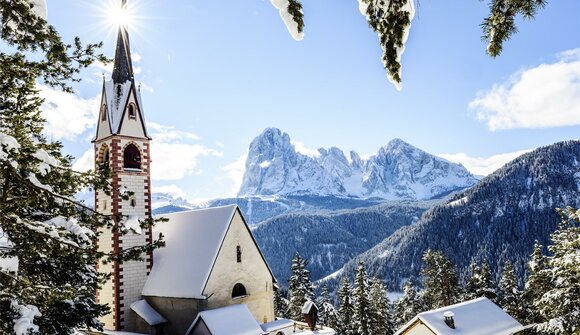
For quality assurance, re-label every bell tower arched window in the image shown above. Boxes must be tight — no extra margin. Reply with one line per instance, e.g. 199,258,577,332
232,283,247,299
123,144,141,170
128,103,136,119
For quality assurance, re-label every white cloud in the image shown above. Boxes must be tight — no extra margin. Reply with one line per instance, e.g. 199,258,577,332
470,48,580,130
149,124,222,181
222,153,247,197
437,149,531,176
152,184,186,199
292,141,320,158
39,85,100,141
72,148,95,172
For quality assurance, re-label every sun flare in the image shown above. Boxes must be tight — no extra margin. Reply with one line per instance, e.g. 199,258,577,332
106,1,135,28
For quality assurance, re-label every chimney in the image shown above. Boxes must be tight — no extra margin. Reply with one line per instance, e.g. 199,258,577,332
443,311,455,329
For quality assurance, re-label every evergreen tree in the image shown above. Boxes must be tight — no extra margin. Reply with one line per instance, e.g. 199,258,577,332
0,1,163,333
337,277,354,335
287,252,314,320
498,260,520,318
521,241,550,325
273,288,288,318
420,249,460,309
477,261,498,303
369,277,394,335
352,262,372,335
317,285,339,330
464,260,481,300
534,207,580,334
274,0,548,88
394,281,424,329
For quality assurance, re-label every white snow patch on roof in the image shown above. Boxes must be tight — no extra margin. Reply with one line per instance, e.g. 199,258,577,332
301,300,317,314
394,297,524,335
130,300,167,326
261,318,294,332
142,205,238,298
186,304,265,335
103,80,132,134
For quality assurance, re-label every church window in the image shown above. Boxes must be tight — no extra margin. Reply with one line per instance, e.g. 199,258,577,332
236,245,242,263
101,106,107,121
130,198,136,207
123,144,141,170
103,149,110,165
232,283,247,299
128,103,136,119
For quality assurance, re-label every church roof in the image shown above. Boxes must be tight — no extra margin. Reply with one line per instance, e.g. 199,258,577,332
142,205,275,299
394,297,525,335
185,304,266,335
130,299,167,326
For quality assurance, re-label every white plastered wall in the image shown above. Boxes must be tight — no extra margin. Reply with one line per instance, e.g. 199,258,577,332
204,211,275,324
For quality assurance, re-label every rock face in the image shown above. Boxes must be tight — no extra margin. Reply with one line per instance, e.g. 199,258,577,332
238,128,478,200
334,140,580,290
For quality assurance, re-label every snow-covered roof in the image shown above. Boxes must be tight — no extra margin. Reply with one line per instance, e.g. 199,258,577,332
394,297,525,335
142,205,247,298
100,80,148,137
260,318,294,332
185,304,267,335
130,300,166,326
302,300,317,314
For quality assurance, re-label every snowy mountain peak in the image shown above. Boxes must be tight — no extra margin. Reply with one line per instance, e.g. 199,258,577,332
238,128,478,200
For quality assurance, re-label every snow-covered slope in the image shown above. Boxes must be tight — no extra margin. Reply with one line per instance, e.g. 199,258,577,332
333,140,580,290
238,128,478,200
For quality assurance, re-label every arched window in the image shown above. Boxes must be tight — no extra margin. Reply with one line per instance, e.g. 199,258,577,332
101,105,107,121
232,283,247,299
128,103,136,118
103,148,110,165
130,198,136,207
236,245,242,263
123,144,141,170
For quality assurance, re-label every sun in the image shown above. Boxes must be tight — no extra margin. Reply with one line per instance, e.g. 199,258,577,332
106,0,136,29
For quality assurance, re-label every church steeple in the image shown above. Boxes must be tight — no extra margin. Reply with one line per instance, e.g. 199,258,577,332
111,0,134,84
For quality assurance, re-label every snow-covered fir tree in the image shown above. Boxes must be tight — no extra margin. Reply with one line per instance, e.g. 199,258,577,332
287,252,314,320
394,280,424,329
369,277,394,335
352,262,372,335
273,287,289,318
0,1,162,333
464,260,481,300
478,261,498,303
521,241,550,326
420,249,460,309
498,260,521,319
317,285,339,330
337,277,355,335
534,207,580,334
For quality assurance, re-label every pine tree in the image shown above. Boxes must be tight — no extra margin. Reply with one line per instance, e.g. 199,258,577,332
534,207,580,334
317,285,338,330
478,261,498,303
0,2,163,332
521,241,550,325
464,260,481,300
352,262,372,335
498,260,520,318
287,252,314,320
394,281,424,329
420,249,460,309
273,288,288,318
337,277,354,335
369,277,394,335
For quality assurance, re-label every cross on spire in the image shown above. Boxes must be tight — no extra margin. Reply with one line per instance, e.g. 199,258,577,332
111,0,134,84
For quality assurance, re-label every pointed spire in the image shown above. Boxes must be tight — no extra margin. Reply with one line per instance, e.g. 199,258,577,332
112,0,134,84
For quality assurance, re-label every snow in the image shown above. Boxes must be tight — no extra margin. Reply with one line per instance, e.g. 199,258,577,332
142,205,238,298
0,226,18,272
259,160,272,168
185,304,266,335
261,318,294,332
103,80,133,134
44,216,94,245
130,300,167,326
29,0,47,19
0,132,20,168
302,300,317,314
270,0,304,41
122,215,142,234
394,297,525,335
27,173,52,192
11,300,41,335
32,149,59,175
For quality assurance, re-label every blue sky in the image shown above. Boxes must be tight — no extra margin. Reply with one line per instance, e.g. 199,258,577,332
39,0,579,201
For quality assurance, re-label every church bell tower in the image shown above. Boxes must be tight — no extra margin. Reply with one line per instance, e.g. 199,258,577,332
93,0,153,330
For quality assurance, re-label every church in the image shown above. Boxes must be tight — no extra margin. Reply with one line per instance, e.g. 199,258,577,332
92,2,334,335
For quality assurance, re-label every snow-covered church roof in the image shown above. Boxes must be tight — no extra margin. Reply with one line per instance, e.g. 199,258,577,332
185,304,266,335
394,297,525,335
142,205,275,299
